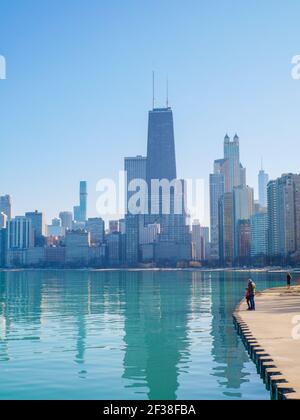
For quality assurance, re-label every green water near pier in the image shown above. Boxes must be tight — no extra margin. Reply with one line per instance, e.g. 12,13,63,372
0,270,284,400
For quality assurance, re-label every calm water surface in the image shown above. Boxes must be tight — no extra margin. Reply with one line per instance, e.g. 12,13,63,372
0,270,284,400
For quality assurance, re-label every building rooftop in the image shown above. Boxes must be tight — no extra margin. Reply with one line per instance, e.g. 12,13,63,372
151,107,172,112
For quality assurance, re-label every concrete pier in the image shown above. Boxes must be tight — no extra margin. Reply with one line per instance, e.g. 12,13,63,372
233,286,300,400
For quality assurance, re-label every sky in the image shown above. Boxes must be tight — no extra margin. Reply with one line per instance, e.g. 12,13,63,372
1,0,300,226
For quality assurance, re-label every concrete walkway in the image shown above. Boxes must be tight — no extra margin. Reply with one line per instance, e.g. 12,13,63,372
234,286,300,400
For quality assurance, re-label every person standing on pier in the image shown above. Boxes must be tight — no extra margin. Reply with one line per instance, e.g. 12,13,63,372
245,288,251,310
287,272,292,289
247,279,256,311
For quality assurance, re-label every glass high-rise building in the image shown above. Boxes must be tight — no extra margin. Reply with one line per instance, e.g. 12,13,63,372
267,174,300,259
7,216,34,250
73,181,87,223
0,195,12,220
258,169,269,208
125,155,147,214
267,180,280,257
59,211,73,231
209,172,224,260
146,107,189,251
79,181,87,222
124,156,147,265
237,220,251,260
192,222,210,261
233,185,254,258
146,108,176,183
25,210,47,246
219,192,234,266
210,134,247,265
0,212,7,229
224,134,241,192
86,218,105,245
146,107,177,228
251,211,268,257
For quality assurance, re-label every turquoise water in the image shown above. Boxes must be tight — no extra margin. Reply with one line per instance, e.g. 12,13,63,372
0,270,284,400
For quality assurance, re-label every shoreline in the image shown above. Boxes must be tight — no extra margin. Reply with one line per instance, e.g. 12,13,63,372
0,267,299,273
233,286,300,400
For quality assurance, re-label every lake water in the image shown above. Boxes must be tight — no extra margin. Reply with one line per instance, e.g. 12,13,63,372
0,270,284,400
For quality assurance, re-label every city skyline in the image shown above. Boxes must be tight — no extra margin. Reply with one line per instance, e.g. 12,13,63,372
1,1,300,224
2,1,300,404
0,107,275,227
1,127,282,228
1,125,296,228
3,121,299,268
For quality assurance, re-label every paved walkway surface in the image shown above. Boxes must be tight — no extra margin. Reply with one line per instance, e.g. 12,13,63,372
237,286,300,398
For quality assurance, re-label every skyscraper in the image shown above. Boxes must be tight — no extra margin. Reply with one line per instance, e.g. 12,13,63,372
240,164,247,188
224,134,241,192
267,174,300,259
25,210,47,246
109,220,120,234
107,232,121,267
65,230,90,267
59,211,73,231
214,158,230,193
125,155,147,213
124,156,147,265
0,212,7,229
73,206,81,223
146,108,176,183
200,226,210,260
251,210,268,257
146,107,176,227
192,221,202,261
267,180,280,257
258,167,269,208
79,181,87,222
233,185,254,259
0,195,12,219
7,216,34,249
74,181,87,223
211,134,247,265
47,218,64,237
146,107,190,257
277,174,300,256
0,228,6,267
234,186,254,223
237,220,251,262
86,218,105,245
192,222,210,261
209,171,224,260
219,192,234,266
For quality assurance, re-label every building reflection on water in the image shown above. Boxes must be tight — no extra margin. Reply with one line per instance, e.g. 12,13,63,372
121,271,192,400
0,270,277,399
210,271,249,398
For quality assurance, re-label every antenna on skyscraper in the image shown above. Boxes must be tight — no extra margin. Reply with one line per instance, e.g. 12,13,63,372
152,71,155,110
166,76,169,108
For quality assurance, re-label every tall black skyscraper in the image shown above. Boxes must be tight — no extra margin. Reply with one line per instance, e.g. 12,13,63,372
145,106,191,261
146,107,177,226
146,107,177,184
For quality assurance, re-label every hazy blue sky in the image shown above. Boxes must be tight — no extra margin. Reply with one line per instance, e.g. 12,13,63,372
1,0,300,225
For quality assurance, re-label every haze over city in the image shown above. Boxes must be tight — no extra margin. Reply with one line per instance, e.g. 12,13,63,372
1,0,300,225
2,1,300,404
